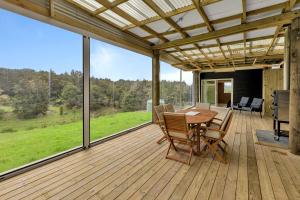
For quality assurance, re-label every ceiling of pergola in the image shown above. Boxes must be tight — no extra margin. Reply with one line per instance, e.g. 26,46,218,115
65,0,300,71
2,0,300,71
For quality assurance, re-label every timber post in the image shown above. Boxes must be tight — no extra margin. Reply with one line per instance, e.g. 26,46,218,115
152,50,160,122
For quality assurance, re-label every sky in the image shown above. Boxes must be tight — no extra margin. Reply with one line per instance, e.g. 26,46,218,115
0,9,192,85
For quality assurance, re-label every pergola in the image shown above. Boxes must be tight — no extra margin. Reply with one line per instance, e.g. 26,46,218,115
0,0,300,179
2,0,297,70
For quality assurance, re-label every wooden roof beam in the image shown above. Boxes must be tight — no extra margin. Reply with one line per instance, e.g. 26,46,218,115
153,11,300,50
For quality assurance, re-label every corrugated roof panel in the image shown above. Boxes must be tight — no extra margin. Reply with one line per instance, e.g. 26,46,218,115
252,38,272,46
247,27,277,39
72,0,102,12
197,39,218,46
221,46,228,51
147,38,161,45
118,0,157,21
165,47,177,51
184,50,194,55
164,33,183,41
171,9,204,28
203,0,243,20
230,43,244,49
220,33,244,43
192,49,201,54
146,19,173,33
186,27,209,37
247,8,282,22
153,0,172,13
274,45,284,50
99,10,131,27
128,27,151,37
276,37,284,44
246,0,287,12
202,48,210,53
213,18,241,30
209,47,220,52
213,53,223,58
179,44,195,49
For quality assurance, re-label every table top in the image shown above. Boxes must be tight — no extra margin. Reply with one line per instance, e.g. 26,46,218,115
176,108,218,124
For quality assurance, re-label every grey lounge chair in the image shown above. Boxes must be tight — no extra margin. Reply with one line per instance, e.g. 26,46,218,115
241,98,264,118
232,97,249,111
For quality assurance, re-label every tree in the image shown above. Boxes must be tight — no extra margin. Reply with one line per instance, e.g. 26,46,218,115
12,80,49,118
61,83,82,109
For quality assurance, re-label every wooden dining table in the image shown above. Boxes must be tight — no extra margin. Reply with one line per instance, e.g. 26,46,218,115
176,108,218,154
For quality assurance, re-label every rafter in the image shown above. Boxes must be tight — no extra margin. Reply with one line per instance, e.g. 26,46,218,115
153,10,300,50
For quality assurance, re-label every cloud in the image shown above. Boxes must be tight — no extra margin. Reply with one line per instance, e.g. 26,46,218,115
90,46,115,78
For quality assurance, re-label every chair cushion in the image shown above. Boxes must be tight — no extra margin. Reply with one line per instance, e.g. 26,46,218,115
168,130,193,140
203,130,221,139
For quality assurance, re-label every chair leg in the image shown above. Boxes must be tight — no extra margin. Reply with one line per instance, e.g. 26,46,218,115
157,136,167,144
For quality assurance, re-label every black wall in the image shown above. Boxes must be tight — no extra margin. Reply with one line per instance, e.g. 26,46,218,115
200,69,263,105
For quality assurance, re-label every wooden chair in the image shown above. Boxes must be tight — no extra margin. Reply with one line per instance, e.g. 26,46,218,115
163,104,175,112
196,102,211,110
200,110,233,163
163,112,196,165
154,105,168,144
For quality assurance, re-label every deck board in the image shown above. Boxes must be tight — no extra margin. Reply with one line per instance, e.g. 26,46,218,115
0,111,300,200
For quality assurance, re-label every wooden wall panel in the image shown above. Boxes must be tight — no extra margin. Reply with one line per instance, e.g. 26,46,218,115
263,68,283,116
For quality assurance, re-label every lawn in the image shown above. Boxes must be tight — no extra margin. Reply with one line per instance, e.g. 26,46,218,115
0,111,151,173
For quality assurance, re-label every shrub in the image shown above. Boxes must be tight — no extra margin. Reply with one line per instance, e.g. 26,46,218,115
12,80,49,119
0,109,4,120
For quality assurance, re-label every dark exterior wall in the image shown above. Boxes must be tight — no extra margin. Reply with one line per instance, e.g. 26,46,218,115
200,69,263,105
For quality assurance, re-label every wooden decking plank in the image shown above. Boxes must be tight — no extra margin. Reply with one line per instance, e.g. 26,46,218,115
209,111,239,200
195,159,220,200
142,161,183,200
66,144,167,199
236,112,249,200
182,157,213,200
261,146,289,200
3,132,158,200
168,157,204,200
91,151,165,200
0,112,299,200
43,136,162,200
127,161,180,200
155,160,192,200
250,113,275,200
245,113,261,200
271,149,300,200
115,160,174,200
101,155,168,200
0,125,158,194
280,154,300,193
222,111,242,200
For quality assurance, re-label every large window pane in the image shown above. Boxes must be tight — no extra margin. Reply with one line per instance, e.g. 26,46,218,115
90,39,152,142
160,62,193,109
0,10,83,173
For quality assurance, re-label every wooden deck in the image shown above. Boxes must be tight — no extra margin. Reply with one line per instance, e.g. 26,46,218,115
0,111,300,200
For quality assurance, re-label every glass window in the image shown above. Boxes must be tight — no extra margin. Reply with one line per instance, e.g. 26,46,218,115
0,9,83,173
90,39,152,142
160,62,193,109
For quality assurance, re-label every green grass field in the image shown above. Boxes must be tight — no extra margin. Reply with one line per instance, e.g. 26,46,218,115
0,110,151,173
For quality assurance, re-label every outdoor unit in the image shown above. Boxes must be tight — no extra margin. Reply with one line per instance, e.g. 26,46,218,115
272,90,289,140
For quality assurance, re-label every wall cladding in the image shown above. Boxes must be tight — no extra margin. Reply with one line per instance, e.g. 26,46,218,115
200,69,263,105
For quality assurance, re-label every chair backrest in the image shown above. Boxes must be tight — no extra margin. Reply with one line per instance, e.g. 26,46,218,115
239,97,249,107
250,98,264,109
154,105,165,125
164,104,175,112
163,112,188,136
220,110,233,133
196,102,210,110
